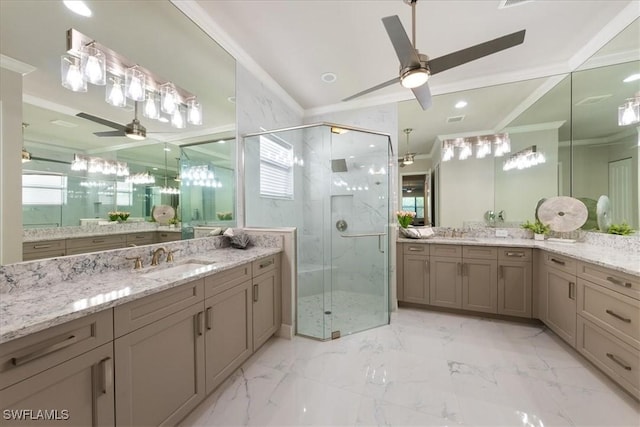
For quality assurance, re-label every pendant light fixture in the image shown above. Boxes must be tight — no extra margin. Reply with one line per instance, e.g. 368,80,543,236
61,55,87,92
618,94,640,126
401,128,416,166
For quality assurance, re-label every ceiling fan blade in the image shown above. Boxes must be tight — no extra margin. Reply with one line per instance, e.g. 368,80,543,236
76,112,126,131
412,83,432,110
428,30,526,75
94,130,125,137
382,15,421,67
342,76,401,102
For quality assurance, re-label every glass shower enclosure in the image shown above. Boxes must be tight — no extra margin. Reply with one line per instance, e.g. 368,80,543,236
244,123,391,340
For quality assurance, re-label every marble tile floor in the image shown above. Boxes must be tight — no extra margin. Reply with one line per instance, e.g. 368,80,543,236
180,307,640,427
297,290,388,339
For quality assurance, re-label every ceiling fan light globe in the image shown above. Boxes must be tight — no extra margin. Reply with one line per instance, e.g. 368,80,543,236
400,68,429,89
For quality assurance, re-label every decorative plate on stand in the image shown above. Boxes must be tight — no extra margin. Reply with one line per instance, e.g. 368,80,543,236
152,205,175,225
537,196,588,233
596,195,612,232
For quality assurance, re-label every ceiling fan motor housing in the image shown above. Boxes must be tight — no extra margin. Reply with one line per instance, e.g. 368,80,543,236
125,118,146,140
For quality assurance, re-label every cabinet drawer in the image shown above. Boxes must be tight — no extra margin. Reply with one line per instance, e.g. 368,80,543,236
0,310,113,390
252,254,279,277
577,278,640,349
114,279,204,337
576,317,639,399
578,262,640,301
157,231,182,242
431,244,462,258
403,243,428,255
126,232,155,245
204,263,252,298
22,239,65,254
66,243,123,255
542,251,577,275
66,234,125,250
463,246,497,260
22,249,67,261
498,247,532,262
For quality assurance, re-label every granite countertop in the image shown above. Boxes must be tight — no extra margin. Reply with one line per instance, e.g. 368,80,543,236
397,237,640,277
23,225,182,243
0,246,281,344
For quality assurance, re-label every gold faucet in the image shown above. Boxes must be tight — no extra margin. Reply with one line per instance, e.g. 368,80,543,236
150,247,167,266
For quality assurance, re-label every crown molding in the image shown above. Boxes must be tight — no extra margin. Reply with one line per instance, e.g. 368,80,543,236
0,54,35,75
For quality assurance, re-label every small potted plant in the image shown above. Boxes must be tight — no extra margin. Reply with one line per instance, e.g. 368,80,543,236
108,211,120,222
396,210,416,228
118,211,130,222
607,222,634,236
521,219,550,240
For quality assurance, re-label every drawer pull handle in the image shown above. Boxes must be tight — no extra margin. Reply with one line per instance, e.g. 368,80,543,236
100,357,113,394
259,259,274,269
605,309,631,323
408,247,422,251
253,284,259,302
136,235,146,239
12,335,77,366
93,239,105,243
606,353,632,371
425,260,429,274
568,282,575,300
506,252,525,257
550,258,565,266
33,244,52,249
499,265,504,279
457,262,462,276
196,312,204,336
606,276,632,288
206,307,213,330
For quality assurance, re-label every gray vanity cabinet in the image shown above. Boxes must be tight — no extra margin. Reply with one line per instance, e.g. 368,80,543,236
203,264,253,394
402,244,430,304
497,248,533,318
0,343,114,427
538,252,578,347
113,280,206,427
429,245,463,309
252,255,281,350
461,246,498,314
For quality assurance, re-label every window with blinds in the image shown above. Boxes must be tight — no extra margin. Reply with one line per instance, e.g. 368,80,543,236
22,174,67,205
259,135,293,199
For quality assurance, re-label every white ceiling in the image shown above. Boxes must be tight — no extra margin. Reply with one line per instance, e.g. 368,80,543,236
192,0,639,156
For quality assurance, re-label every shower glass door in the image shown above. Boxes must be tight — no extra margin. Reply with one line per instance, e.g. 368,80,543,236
327,128,390,338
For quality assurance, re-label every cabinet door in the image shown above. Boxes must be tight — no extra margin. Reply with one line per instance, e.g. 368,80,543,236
253,269,281,350
0,343,114,427
462,259,497,314
498,261,532,318
115,303,205,427
542,266,577,347
429,256,462,309
402,254,429,304
205,281,253,394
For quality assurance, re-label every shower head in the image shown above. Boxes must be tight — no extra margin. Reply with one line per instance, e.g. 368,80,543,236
331,159,348,173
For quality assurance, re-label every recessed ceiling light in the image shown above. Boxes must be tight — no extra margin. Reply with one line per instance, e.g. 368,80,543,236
163,147,171,152
369,144,375,148
455,100,468,109
623,73,640,83
321,72,337,83
63,0,92,17
152,167,158,170
158,117,169,123
217,140,226,144
227,96,236,103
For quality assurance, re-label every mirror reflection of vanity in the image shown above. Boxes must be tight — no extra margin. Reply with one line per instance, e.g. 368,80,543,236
0,1,237,263
399,18,639,231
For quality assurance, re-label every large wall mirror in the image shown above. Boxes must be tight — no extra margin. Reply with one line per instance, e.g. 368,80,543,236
398,18,639,231
0,0,236,263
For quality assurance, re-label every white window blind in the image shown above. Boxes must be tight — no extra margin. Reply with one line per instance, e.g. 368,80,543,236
260,136,293,199
22,174,67,205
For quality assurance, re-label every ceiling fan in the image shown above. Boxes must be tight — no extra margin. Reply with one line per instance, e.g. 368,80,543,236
77,102,148,141
399,128,415,167
343,0,526,110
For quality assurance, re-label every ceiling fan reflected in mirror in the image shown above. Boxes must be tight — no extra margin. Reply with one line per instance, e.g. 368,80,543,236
399,128,415,167
77,101,146,140
344,0,526,110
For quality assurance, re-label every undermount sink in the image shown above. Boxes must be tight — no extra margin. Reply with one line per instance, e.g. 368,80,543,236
139,260,215,279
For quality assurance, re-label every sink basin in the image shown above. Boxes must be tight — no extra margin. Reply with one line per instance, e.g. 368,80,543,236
140,260,215,279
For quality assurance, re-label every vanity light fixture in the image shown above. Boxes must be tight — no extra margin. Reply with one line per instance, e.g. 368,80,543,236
61,28,202,130
618,94,640,126
502,145,545,171
125,172,155,185
441,133,510,162
71,154,129,176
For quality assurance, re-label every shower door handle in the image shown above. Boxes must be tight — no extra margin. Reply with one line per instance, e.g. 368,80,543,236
340,233,386,253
